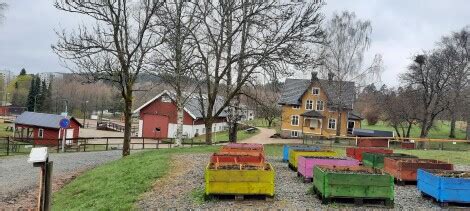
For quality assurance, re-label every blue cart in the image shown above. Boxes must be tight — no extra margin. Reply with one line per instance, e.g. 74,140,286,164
418,169,470,206
282,145,321,162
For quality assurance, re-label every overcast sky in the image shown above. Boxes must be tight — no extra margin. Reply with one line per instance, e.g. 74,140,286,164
0,0,469,87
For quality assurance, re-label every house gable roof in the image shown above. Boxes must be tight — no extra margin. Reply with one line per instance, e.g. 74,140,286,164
133,90,229,119
278,78,356,110
14,112,82,129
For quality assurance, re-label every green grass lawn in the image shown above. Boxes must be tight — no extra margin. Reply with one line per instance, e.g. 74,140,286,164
362,120,467,140
52,146,221,210
192,129,260,143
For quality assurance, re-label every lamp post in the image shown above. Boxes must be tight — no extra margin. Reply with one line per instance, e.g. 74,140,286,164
83,100,89,128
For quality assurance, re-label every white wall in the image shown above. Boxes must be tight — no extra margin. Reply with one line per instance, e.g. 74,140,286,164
167,122,228,138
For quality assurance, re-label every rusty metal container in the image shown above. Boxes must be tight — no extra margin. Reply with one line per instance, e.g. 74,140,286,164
346,147,393,161
210,153,265,168
383,158,454,182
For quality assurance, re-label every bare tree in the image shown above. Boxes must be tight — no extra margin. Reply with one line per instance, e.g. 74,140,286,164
0,2,7,23
379,86,419,138
320,11,383,136
437,27,470,138
401,52,452,139
52,0,162,156
151,0,201,146
190,0,325,144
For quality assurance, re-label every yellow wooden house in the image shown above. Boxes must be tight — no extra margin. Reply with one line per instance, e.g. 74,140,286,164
278,72,363,138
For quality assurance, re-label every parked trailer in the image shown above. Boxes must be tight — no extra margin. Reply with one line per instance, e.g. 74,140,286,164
282,145,321,162
346,147,393,161
205,163,275,197
362,153,418,169
210,153,265,168
384,158,453,182
288,150,337,170
417,169,470,206
297,156,359,182
313,166,394,207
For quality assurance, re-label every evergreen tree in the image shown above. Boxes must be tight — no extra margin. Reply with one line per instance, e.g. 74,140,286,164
19,68,26,76
26,76,36,111
37,80,47,112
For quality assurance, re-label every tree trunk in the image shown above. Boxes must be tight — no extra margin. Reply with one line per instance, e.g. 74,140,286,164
175,100,184,147
336,111,342,136
449,113,457,139
205,120,213,145
406,122,413,138
122,90,133,157
228,96,240,143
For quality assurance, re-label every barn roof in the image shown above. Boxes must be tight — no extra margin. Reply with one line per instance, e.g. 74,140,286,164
14,112,81,129
133,90,229,119
278,78,356,110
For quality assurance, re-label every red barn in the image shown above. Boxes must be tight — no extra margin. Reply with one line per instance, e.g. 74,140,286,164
14,112,82,145
134,90,228,138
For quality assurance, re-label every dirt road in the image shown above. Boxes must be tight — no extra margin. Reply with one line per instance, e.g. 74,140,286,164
240,127,302,145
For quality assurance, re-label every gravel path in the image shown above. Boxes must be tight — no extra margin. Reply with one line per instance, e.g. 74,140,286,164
138,154,470,209
0,150,122,205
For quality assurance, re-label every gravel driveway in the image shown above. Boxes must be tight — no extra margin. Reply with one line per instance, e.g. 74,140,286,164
0,150,122,204
138,154,470,209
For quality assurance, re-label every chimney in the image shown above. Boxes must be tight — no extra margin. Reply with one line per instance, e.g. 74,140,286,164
311,71,318,82
328,72,335,81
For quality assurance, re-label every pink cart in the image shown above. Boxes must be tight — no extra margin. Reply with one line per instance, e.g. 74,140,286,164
298,156,360,182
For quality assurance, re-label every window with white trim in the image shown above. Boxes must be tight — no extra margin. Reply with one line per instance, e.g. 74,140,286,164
312,87,320,95
292,105,300,109
316,100,324,111
38,128,44,139
328,118,337,130
305,100,314,110
291,131,299,137
291,115,299,126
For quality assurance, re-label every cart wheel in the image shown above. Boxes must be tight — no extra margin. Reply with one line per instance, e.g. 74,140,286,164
439,202,448,207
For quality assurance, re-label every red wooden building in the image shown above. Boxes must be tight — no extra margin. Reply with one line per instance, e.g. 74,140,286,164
134,90,228,138
14,112,82,145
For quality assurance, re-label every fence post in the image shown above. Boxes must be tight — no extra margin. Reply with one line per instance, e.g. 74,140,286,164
57,139,60,153
157,138,159,149
106,138,109,151
142,138,145,150
6,136,10,156
191,138,193,148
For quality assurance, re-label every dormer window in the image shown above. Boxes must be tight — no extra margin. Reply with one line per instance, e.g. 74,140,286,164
312,88,320,95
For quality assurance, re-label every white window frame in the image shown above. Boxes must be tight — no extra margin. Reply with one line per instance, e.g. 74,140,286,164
316,100,324,111
291,131,299,137
291,115,299,126
292,105,300,109
305,100,314,110
328,118,337,130
38,128,44,139
312,87,320,95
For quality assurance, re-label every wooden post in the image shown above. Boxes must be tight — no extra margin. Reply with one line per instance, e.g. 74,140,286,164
142,138,144,150
106,138,109,151
43,161,53,211
157,139,159,149
6,136,9,156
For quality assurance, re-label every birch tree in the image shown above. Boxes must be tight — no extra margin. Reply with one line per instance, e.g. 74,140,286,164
152,0,201,146
320,11,383,136
52,0,163,156
190,0,325,144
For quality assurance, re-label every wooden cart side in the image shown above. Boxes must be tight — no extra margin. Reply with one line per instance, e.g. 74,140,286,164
289,150,338,169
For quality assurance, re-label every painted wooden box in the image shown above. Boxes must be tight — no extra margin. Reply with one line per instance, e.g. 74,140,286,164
210,153,265,168
417,169,470,204
362,153,418,169
288,150,337,170
400,142,416,149
357,138,389,148
346,147,393,161
298,156,359,182
313,166,394,206
384,158,453,182
282,145,321,162
205,163,275,196
220,146,264,156
225,143,264,151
